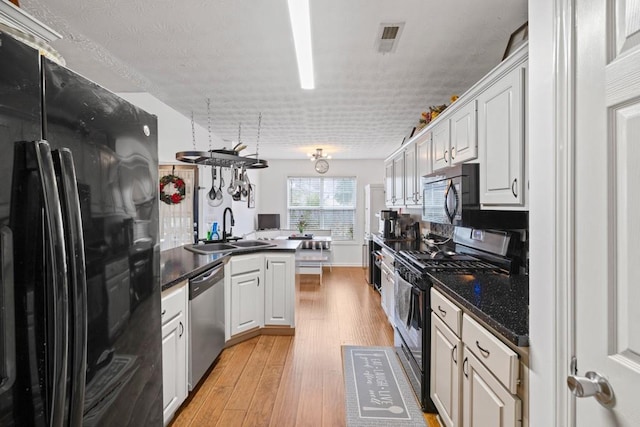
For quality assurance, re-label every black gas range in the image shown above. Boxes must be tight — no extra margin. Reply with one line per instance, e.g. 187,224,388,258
392,228,520,413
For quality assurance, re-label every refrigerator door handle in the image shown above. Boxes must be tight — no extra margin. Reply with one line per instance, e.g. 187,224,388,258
0,226,16,394
52,148,87,427
33,141,69,427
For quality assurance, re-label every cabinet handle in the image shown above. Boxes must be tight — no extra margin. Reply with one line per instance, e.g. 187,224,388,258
437,305,447,317
266,260,269,269
451,147,456,160
257,277,260,287
511,178,518,198
451,344,458,364
161,309,166,317
179,321,184,338
463,357,469,378
444,150,448,163
476,340,490,358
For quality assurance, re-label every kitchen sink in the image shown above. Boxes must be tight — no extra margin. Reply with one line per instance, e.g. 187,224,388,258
185,243,237,254
185,240,276,254
231,240,274,248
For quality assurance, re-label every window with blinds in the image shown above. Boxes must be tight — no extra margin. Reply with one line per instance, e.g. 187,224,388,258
287,176,356,240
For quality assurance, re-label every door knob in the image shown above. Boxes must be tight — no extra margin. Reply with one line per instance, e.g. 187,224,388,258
566,371,615,408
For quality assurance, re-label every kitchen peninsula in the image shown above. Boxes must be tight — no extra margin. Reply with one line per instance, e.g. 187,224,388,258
159,240,300,424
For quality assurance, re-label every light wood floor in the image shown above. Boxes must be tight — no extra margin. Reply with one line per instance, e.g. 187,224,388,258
170,267,440,427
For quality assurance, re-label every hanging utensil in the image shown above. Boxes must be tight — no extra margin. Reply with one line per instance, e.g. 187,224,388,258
241,167,249,198
208,166,217,200
227,165,237,195
215,166,224,200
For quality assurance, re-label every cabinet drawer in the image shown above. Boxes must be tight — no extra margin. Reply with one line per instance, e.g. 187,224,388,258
162,282,187,326
462,315,519,393
230,253,263,275
431,288,462,336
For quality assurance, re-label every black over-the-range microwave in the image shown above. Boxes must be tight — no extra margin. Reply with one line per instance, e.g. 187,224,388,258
421,164,528,229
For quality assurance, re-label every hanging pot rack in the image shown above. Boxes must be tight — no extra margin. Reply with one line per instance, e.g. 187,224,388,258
177,108,268,169
176,149,268,169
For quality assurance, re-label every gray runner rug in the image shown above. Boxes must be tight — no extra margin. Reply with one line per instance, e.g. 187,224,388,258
342,346,427,427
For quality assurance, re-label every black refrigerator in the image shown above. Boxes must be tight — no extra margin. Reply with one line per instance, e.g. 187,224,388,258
0,33,163,426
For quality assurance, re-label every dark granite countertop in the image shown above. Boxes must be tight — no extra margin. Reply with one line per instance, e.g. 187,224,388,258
372,233,422,253
160,240,301,291
429,272,529,347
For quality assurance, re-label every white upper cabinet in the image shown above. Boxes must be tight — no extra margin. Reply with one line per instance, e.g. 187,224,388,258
404,143,419,206
432,119,451,172
393,152,404,206
384,159,394,206
478,63,526,206
450,100,478,164
416,130,433,179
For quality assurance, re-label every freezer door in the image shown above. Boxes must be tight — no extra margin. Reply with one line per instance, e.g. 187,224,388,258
43,58,162,426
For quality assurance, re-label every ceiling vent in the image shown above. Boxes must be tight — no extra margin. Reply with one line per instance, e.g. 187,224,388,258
375,22,405,54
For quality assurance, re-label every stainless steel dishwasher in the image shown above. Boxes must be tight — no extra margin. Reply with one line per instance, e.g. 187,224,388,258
188,262,225,390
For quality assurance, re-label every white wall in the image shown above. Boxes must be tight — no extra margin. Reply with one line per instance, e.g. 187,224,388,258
528,2,557,425
257,159,385,266
117,92,262,240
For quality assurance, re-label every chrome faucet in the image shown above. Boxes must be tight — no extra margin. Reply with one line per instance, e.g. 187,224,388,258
222,207,235,242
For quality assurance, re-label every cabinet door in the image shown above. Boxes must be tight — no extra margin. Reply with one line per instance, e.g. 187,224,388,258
384,160,394,205
431,313,461,427
230,269,264,335
416,131,432,177
161,285,187,424
432,120,451,171
264,254,294,326
462,348,521,427
404,144,418,206
393,153,404,205
450,100,478,164
478,65,525,205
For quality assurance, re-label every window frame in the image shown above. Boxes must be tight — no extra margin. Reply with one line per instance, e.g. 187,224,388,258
286,175,357,241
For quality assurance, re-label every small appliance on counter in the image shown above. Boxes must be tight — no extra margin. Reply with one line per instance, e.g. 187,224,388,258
379,209,398,238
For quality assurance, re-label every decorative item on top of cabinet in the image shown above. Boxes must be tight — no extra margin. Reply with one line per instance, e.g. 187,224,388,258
478,62,526,207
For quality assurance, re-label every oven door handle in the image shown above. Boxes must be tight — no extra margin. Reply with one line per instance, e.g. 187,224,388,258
408,287,422,329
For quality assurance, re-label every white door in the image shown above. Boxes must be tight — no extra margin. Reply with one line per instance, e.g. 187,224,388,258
572,0,640,424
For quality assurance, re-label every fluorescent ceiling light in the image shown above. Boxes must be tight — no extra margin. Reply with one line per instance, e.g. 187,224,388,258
287,0,314,89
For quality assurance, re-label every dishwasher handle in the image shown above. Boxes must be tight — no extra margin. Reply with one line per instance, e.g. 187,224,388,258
190,264,224,300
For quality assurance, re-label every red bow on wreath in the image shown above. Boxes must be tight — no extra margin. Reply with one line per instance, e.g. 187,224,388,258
159,174,186,205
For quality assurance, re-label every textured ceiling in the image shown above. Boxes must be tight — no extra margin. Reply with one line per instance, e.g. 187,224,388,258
20,0,527,160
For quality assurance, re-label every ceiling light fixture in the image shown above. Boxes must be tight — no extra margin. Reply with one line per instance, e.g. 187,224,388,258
308,148,331,161
287,0,314,90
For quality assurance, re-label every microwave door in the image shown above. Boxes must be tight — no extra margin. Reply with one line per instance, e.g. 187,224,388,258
444,180,459,224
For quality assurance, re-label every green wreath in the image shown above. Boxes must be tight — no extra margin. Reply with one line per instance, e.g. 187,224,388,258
159,174,186,205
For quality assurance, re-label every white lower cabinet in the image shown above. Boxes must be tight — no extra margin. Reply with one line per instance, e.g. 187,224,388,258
161,282,188,425
462,347,521,427
430,288,524,427
431,313,461,427
226,251,296,339
264,253,295,326
230,254,264,336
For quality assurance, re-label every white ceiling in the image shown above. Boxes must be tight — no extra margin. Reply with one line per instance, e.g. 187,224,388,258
20,0,527,160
